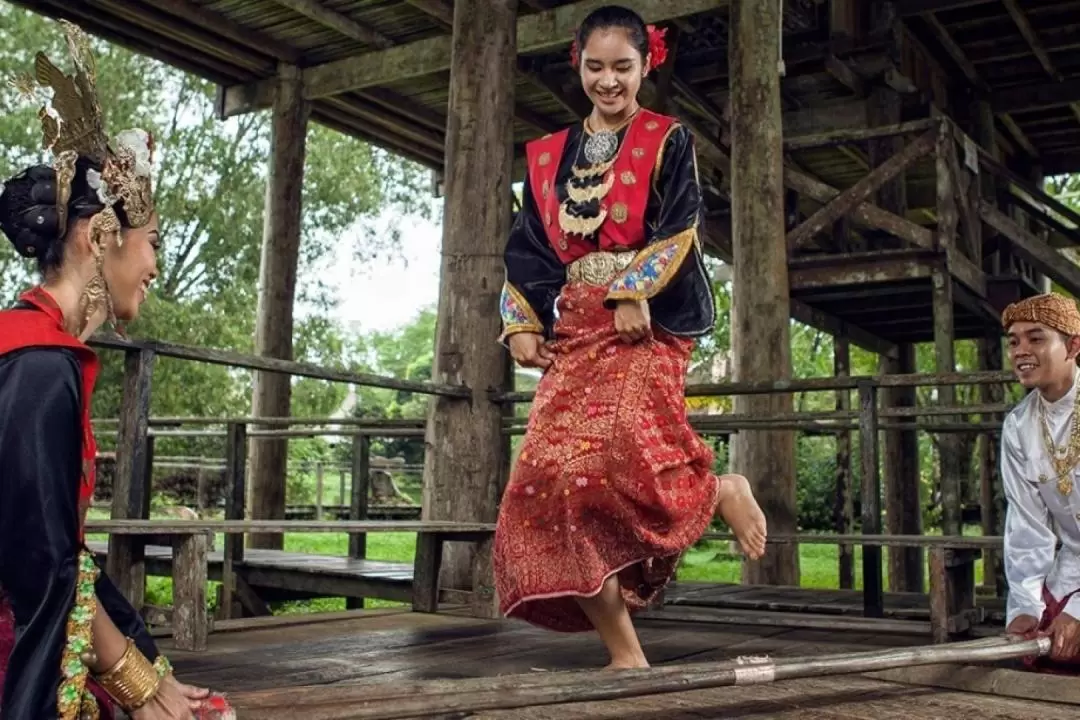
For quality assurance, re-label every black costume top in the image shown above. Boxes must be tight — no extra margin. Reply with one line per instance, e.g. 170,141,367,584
0,287,159,719
500,109,715,341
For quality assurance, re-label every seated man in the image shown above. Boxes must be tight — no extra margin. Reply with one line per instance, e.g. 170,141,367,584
1001,292,1080,668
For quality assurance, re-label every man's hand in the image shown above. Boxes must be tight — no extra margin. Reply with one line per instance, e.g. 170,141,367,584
1047,611,1080,661
1006,614,1040,637
508,332,554,369
613,298,651,343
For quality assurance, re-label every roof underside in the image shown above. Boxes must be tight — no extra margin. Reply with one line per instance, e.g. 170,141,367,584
5,0,1080,229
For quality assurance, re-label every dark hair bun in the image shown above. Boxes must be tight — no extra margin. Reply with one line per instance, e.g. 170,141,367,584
0,165,61,259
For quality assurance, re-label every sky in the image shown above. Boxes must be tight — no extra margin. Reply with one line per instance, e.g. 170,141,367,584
326,209,443,335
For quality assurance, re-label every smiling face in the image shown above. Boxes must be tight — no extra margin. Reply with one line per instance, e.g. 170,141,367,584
579,27,648,122
1007,320,1080,392
103,212,160,322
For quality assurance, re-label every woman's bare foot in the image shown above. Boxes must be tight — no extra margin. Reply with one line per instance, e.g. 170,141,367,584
716,473,767,560
604,657,650,670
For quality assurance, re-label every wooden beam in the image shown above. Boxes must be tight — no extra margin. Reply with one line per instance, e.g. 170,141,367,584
269,0,394,48
896,0,996,16
1002,0,1059,80
981,200,1080,297
784,167,934,249
220,0,727,112
993,78,1080,113
136,0,300,63
786,128,937,250
825,54,866,98
784,118,935,151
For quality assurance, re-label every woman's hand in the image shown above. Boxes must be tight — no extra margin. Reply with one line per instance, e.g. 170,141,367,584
614,299,651,343
131,675,196,719
168,676,211,710
508,332,555,369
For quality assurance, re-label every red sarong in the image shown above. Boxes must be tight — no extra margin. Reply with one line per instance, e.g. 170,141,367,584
493,281,721,632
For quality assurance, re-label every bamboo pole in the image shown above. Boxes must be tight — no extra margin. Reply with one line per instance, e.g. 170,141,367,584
229,636,1050,720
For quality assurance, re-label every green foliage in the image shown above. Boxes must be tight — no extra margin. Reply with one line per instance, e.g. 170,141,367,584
0,7,429,470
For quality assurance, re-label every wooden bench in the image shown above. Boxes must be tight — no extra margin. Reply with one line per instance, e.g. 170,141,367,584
700,532,1003,643
86,520,496,651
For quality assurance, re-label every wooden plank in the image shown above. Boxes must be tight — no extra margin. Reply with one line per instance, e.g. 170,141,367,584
867,664,1080,706
787,128,936,250
980,200,1080,297
268,0,393,48
834,338,855,590
219,422,246,619
218,0,728,113
172,533,208,651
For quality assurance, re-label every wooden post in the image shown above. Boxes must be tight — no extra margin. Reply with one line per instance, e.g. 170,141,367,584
858,381,884,618
248,62,310,550
978,334,1005,595
172,532,208,651
315,461,325,521
107,347,155,608
934,121,962,538
729,0,798,585
833,336,855,590
347,434,371,611
881,344,923,593
219,422,247,620
420,0,516,602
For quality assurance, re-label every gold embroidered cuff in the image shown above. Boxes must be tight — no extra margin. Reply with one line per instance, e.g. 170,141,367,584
94,638,160,712
605,227,696,303
498,282,544,343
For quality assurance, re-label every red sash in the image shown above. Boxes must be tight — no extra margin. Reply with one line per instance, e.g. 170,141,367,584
0,287,100,535
526,109,678,264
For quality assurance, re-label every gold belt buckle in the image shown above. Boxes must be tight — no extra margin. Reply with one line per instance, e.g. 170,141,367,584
567,252,634,286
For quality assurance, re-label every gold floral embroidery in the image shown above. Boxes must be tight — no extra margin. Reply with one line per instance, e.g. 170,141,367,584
632,147,645,159
57,550,99,720
538,151,551,166
610,202,629,224
606,227,697,302
620,170,636,185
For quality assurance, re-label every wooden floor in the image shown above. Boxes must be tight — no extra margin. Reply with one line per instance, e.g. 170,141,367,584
162,609,1075,719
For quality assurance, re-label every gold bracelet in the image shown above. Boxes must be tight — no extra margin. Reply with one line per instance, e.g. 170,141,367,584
94,638,161,712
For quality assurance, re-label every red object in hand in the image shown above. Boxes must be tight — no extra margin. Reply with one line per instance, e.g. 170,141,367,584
192,693,236,720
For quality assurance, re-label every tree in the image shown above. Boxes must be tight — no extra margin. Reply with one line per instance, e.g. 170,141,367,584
0,7,432,496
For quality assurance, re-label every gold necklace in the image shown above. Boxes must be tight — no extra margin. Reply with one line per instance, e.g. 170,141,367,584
1037,380,1080,498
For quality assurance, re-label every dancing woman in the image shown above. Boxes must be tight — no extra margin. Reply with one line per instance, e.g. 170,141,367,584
0,22,233,719
493,5,767,670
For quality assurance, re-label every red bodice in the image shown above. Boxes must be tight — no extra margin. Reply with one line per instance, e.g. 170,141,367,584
0,287,100,534
526,109,677,265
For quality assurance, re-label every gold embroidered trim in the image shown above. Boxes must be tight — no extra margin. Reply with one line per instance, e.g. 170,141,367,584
566,171,614,204
558,203,607,237
605,227,697,302
57,550,99,720
652,122,681,191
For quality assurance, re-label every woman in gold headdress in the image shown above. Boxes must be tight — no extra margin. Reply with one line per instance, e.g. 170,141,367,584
0,21,233,720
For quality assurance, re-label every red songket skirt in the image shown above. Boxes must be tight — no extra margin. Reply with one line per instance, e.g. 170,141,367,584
493,281,720,632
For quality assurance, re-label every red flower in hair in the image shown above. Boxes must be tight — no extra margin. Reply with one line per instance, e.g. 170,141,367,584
570,34,581,69
646,25,669,70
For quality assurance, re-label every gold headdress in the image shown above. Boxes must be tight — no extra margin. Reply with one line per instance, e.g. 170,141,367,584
9,20,156,333
11,20,155,239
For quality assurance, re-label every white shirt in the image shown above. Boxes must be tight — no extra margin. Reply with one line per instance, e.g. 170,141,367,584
1003,372,1080,625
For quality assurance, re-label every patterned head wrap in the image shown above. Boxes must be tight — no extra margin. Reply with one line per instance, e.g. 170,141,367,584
1001,292,1080,336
